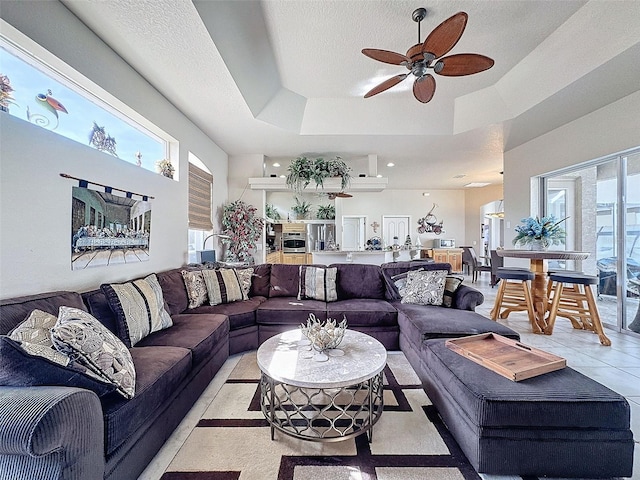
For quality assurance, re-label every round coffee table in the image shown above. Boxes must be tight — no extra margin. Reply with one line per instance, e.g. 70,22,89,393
257,328,387,443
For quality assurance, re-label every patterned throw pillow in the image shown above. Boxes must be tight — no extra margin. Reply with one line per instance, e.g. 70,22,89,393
182,270,208,309
202,269,246,305
8,309,69,366
235,268,254,298
391,268,424,298
101,274,173,347
442,276,464,308
401,270,448,306
298,266,338,302
51,307,136,399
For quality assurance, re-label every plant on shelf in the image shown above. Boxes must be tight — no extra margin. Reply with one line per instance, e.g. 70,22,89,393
0,73,17,111
512,215,567,250
316,204,335,220
155,159,174,178
265,203,281,221
291,197,311,220
285,156,351,192
222,200,265,262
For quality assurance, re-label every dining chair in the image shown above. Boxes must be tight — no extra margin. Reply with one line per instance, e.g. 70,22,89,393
468,247,491,283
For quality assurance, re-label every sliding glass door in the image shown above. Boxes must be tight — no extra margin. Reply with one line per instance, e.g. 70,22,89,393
542,147,640,336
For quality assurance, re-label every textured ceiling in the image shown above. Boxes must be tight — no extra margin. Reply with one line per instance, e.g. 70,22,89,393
62,0,640,189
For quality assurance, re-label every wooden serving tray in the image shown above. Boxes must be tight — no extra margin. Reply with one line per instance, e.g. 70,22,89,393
445,333,566,381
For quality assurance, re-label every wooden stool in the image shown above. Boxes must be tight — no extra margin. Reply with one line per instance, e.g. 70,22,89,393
546,270,583,329
545,272,611,346
490,268,538,332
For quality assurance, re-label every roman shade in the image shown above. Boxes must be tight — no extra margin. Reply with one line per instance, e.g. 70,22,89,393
188,162,213,231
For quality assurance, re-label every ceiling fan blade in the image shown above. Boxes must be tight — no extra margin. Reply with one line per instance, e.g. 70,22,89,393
362,48,410,66
436,54,494,76
413,74,436,103
364,73,409,98
336,192,353,198
421,11,468,59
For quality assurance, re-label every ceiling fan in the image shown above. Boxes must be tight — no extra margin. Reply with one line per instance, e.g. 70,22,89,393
327,192,353,199
362,8,494,103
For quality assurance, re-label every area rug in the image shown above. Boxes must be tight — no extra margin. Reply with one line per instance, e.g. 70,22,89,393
159,352,486,480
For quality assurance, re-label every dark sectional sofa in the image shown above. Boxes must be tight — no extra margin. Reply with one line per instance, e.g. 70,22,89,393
0,261,633,479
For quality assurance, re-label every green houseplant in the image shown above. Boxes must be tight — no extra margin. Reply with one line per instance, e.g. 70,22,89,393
265,203,281,221
286,156,351,192
316,204,335,220
291,197,311,220
222,200,265,262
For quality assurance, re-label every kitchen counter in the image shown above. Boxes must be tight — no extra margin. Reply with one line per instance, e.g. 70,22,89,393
311,249,420,265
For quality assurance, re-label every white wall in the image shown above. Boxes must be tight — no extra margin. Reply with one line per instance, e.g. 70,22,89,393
503,90,640,266
0,2,228,298
464,184,503,250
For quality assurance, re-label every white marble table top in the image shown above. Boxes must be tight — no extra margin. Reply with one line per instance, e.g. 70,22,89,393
496,249,589,260
257,329,387,389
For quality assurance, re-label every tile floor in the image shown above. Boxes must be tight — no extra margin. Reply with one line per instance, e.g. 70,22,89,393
139,272,640,479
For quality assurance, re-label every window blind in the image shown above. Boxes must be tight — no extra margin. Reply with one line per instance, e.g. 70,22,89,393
188,163,213,231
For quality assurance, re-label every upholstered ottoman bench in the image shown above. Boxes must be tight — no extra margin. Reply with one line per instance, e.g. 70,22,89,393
421,339,634,478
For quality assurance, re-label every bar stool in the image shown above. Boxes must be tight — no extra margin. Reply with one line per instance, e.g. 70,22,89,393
546,270,583,329
545,272,611,346
490,267,538,332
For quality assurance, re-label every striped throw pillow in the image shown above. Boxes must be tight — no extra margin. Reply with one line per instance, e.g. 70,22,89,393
101,273,173,347
298,266,338,302
202,269,246,305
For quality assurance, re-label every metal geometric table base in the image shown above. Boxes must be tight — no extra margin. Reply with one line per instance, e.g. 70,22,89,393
260,371,384,443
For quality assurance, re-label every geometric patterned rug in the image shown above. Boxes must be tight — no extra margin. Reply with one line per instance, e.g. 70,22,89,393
159,352,514,480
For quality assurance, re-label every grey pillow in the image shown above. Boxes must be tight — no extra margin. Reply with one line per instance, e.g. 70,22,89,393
202,269,246,305
8,309,69,365
51,307,136,399
442,276,464,308
298,266,338,302
401,270,448,306
182,269,208,309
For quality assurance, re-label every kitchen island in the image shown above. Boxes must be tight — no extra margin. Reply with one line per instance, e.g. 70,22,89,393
311,249,421,265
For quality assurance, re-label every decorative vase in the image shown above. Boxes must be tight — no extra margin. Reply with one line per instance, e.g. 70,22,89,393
529,239,548,251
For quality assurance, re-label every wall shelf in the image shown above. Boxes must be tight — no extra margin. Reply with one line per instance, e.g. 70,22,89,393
248,176,388,192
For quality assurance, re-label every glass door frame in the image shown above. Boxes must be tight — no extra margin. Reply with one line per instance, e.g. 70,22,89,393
539,146,640,337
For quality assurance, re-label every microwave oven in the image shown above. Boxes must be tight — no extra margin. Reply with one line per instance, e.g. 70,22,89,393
283,232,307,253
433,239,455,248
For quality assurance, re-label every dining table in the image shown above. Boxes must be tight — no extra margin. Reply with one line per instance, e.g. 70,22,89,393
495,249,590,333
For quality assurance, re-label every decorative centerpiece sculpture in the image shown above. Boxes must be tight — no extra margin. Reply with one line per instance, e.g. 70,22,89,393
300,313,348,361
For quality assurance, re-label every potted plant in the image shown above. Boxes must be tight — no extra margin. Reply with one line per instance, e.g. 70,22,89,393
156,159,175,179
222,200,265,262
285,156,351,192
316,204,335,220
0,73,17,112
291,197,311,220
265,203,281,221
512,215,567,250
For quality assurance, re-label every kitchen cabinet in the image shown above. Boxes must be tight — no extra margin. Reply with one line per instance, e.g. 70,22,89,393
425,248,463,273
281,253,310,265
265,251,282,264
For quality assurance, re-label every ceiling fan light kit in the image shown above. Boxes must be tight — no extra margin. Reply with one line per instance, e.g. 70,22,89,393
362,9,494,103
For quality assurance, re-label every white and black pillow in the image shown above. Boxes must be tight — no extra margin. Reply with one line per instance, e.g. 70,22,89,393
442,276,464,308
401,269,448,306
101,274,173,347
8,309,69,365
391,268,424,298
298,266,338,302
201,269,246,305
50,307,136,399
182,270,209,309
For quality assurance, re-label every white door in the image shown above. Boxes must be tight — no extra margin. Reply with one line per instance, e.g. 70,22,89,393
342,216,366,250
382,216,411,247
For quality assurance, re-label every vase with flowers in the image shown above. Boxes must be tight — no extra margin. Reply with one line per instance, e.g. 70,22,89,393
512,215,567,250
222,200,265,262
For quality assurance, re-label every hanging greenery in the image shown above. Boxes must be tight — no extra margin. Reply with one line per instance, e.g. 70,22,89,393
222,200,265,262
286,156,351,192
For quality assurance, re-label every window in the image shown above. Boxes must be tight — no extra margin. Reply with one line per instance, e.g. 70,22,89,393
1,35,170,174
188,153,214,264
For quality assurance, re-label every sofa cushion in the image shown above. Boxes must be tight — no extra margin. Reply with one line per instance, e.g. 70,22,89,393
394,302,520,341
249,263,271,297
257,297,327,325
0,291,87,335
0,336,116,397
381,261,451,300
101,274,173,347
189,297,266,331
326,299,397,327
51,307,136,399
202,269,246,305
269,264,302,297
332,264,386,300
235,268,254,298
135,313,229,366
442,276,464,308
101,345,192,456
82,289,120,336
298,266,338,302
181,270,208,308
8,309,68,365
157,268,190,315
401,270,448,306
